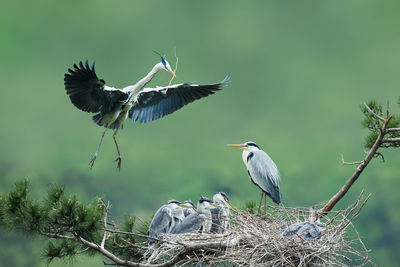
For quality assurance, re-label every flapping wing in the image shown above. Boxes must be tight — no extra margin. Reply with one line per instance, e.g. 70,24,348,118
247,150,281,204
129,76,230,124
64,60,128,113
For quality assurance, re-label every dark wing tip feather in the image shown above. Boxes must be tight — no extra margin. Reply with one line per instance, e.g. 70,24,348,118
64,60,106,113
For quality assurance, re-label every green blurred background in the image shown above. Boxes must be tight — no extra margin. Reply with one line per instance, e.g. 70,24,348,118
1,0,399,266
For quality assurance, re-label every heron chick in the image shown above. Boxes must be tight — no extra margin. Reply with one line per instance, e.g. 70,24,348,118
148,200,187,243
171,197,218,234
210,192,233,234
227,141,280,214
282,220,327,240
182,200,196,217
64,53,229,170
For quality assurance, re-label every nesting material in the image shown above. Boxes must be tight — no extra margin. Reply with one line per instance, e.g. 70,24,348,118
140,194,373,266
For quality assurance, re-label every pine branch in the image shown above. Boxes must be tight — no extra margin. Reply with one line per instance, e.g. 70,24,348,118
318,101,397,217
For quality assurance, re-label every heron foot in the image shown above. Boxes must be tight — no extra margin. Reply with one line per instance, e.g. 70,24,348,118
89,154,98,169
114,156,122,171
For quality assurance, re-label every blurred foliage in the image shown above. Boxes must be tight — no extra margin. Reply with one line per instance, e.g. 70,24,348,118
361,100,400,148
0,180,149,265
1,0,400,266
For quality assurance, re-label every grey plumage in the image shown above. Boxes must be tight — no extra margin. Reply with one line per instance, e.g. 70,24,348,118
182,201,196,217
64,57,229,169
129,76,229,124
210,192,231,234
228,141,281,213
246,149,280,204
64,60,229,129
148,201,185,242
282,221,327,240
171,197,215,234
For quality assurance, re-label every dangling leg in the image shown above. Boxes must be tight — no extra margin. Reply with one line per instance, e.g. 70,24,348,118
257,192,264,214
89,129,107,169
113,128,122,170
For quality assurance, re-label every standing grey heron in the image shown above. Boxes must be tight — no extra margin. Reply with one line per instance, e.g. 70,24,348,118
227,141,280,214
148,200,193,243
171,197,218,234
210,192,233,234
64,54,229,170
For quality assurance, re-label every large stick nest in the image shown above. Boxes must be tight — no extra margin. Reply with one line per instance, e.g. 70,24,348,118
137,193,374,266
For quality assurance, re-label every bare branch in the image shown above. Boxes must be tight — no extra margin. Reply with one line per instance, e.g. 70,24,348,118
382,137,400,143
386,128,400,133
40,232,75,240
319,116,392,217
363,102,385,121
104,228,178,245
100,200,111,249
340,154,364,165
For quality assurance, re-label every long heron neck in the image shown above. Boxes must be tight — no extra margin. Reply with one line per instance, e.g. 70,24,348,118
242,147,259,165
125,63,163,96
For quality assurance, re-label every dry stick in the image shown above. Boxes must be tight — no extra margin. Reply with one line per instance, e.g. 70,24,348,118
100,200,111,249
319,108,392,218
363,102,385,121
77,235,198,267
339,194,371,233
386,127,400,133
166,47,179,92
382,137,400,143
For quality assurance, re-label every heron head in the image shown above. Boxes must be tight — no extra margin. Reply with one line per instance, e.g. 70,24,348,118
153,50,176,77
213,192,233,210
315,221,328,230
198,197,219,210
227,141,260,151
180,201,197,211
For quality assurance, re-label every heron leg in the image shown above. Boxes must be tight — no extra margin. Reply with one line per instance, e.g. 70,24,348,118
89,129,107,169
264,193,267,214
258,192,264,214
113,128,122,170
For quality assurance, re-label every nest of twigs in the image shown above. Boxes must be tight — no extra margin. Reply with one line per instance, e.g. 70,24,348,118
139,193,374,266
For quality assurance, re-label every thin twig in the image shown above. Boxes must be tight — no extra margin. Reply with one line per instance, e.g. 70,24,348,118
340,154,364,165
386,128,400,133
100,200,111,249
363,102,385,121
167,47,179,88
382,137,400,143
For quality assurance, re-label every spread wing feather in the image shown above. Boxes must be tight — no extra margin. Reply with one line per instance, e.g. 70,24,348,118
129,76,229,124
64,60,128,114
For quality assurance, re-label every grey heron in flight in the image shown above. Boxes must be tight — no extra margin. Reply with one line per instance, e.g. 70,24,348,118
148,200,193,243
227,141,280,214
210,192,233,234
171,197,218,234
64,54,229,170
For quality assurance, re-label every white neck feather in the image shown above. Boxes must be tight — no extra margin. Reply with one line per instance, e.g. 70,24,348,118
123,62,164,96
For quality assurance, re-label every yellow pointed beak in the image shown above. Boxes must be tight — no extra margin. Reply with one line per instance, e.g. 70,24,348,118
224,200,233,209
227,144,245,148
168,70,176,77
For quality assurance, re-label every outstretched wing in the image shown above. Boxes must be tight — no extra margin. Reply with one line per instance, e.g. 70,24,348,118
247,150,281,204
64,60,128,114
129,76,230,124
